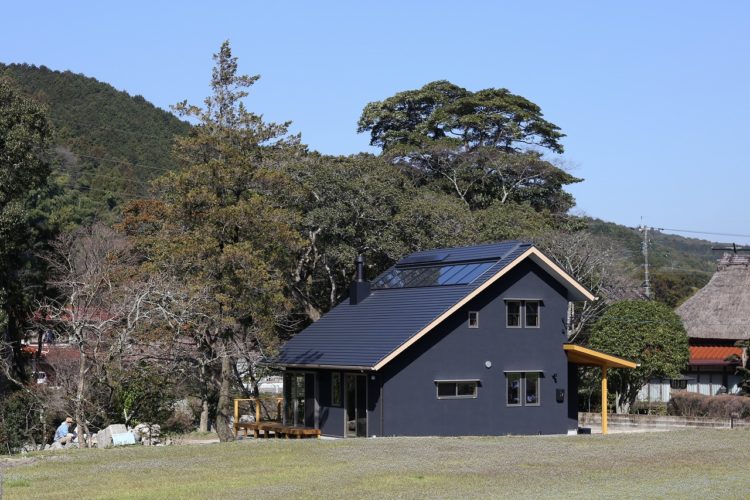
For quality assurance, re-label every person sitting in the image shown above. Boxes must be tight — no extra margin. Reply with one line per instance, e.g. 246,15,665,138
54,417,76,445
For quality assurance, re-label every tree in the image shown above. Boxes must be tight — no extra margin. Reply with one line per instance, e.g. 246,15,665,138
536,230,639,342
589,300,690,413
357,80,564,154
39,224,157,446
127,41,301,441
0,78,52,390
357,81,579,212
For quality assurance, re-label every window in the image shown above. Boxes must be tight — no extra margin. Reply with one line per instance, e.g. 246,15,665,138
506,373,522,405
468,311,479,328
670,379,687,390
506,301,521,328
331,373,342,406
525,301,539,328
506,300,541,328
506,372,542,406
436,381,478,399
525,372,540,405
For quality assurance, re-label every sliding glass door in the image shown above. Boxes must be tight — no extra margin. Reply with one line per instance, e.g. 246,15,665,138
345,374,367,437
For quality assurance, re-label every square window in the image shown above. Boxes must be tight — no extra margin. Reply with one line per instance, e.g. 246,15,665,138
507,301,521,328
525,301,539,328
507,372,542,407
456,382,477,397
331,373,342,406
468,311,479,328
437,382,457,398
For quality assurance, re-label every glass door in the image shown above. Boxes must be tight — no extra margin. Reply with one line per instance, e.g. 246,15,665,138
284,372,309,427
345,374,367,437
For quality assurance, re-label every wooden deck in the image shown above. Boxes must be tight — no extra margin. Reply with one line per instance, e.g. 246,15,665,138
234,397,320,439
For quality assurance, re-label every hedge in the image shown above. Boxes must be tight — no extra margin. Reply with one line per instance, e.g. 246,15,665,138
668,392,750,419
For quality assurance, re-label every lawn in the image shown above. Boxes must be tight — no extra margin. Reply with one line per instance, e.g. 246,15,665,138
1,429,749,499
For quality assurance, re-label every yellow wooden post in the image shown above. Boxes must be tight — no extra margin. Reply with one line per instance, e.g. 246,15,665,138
255,397,261,423
601,366,608,435
233,399,239,436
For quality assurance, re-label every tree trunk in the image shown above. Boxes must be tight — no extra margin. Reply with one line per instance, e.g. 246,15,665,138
215,354,234,442
75,349,87,448
199,364,209,432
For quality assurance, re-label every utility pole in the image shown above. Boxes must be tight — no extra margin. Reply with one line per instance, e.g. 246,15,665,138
639,223,651,299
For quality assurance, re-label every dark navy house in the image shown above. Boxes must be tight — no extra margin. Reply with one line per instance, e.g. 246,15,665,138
273,241,600,437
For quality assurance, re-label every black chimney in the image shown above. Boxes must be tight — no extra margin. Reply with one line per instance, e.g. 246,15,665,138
350,254,370,305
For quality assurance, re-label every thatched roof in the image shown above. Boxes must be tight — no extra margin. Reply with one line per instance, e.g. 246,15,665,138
677,255,750,340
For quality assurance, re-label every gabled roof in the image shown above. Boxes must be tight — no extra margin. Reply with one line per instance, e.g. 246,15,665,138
677,258,750,340
275,241,594,370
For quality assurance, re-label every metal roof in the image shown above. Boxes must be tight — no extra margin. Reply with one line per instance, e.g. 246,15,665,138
274,240,590,370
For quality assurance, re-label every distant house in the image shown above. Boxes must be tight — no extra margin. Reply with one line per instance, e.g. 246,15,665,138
273,241,634,437
638,253,749,404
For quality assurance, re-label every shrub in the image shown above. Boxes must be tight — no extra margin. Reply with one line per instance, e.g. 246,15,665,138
668,392,750,419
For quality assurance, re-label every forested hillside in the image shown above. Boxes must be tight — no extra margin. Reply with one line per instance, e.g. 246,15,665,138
0,63,190,226
0,45,727,448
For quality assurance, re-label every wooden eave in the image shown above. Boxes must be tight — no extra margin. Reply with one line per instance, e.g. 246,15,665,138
563,344,637,369
372,247,596,371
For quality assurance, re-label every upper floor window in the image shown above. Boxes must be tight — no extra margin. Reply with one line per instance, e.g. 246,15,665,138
506,300,540,328
468,311,479,328
507,301,521,328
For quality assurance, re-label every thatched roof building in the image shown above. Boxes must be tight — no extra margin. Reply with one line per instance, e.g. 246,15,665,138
676,253,750,341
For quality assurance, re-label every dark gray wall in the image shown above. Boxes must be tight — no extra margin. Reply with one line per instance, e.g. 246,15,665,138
380,260,574,436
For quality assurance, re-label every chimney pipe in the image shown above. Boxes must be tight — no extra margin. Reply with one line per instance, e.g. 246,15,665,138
355,254,365,282
350,254,370,305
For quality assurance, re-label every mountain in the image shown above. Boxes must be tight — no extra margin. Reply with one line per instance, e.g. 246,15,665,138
1,63,719,306
587,218,716,306
0,63,190,226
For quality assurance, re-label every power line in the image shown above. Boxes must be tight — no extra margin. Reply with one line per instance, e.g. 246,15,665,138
655,227,750,240
53,151,178,176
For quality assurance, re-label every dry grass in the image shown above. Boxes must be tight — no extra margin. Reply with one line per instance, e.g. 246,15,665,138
2,429,749,499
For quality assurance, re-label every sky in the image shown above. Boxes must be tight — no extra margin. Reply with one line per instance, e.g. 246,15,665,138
2,1,749,244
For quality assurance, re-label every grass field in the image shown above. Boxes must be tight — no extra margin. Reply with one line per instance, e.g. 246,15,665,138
1,429,749,499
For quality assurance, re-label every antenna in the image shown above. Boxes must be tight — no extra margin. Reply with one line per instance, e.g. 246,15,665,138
639,221,651,299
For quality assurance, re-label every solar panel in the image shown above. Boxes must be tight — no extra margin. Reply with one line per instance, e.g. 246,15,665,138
372,262,494,289
397,252,450,266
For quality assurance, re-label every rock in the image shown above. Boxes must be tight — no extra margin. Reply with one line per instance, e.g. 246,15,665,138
96,424,129,449
50,441,63,450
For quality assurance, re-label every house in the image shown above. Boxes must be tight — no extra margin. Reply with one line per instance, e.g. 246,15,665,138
273,241,634,437
638,252,749,404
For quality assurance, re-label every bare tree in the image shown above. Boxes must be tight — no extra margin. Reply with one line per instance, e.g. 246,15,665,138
536,231,640,342
37,224,155,447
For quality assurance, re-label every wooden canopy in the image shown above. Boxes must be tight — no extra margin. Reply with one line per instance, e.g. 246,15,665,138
564,344,637,435
563,344,638,369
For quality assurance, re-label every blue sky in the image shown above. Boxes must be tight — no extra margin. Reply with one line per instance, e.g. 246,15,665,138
2,1,749,243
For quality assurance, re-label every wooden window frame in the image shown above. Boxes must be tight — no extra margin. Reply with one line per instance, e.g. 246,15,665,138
505,299,542,329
